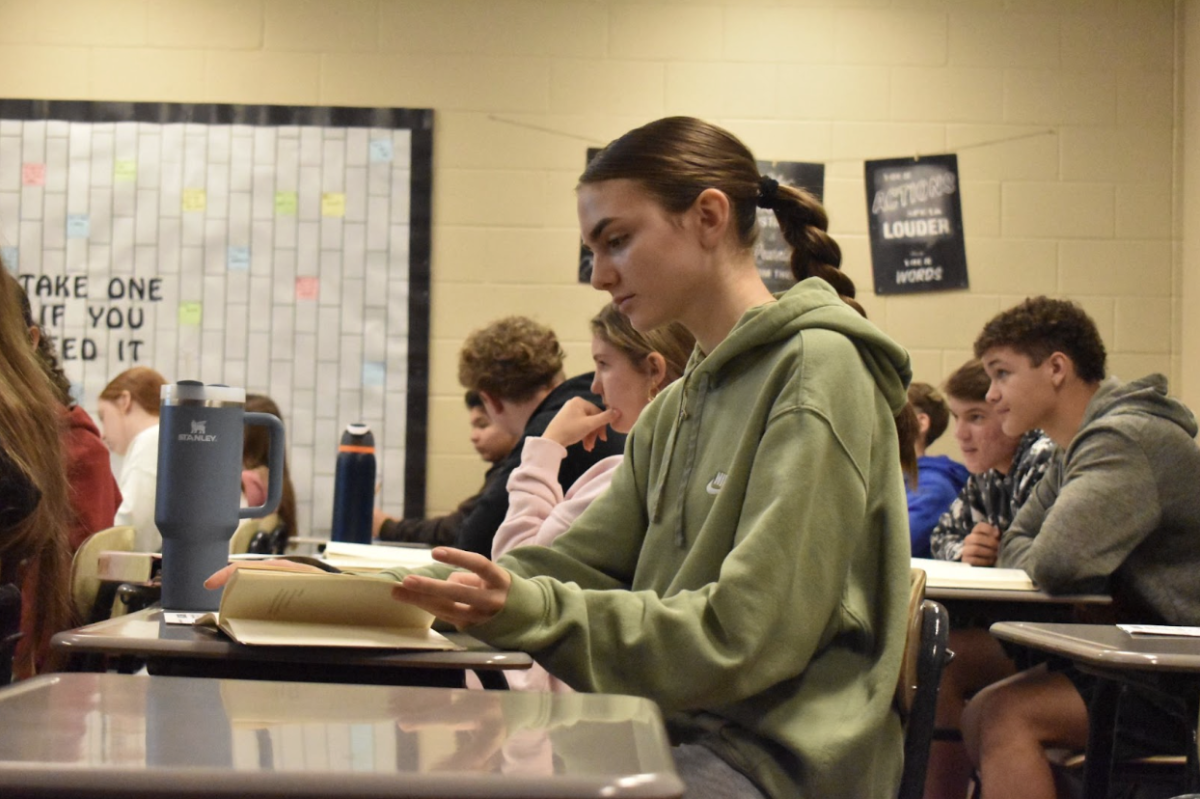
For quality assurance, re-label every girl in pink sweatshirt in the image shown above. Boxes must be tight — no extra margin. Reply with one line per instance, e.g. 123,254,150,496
491,303,693,692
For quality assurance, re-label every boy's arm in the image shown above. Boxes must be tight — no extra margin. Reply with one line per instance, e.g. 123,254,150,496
998,429,1158,592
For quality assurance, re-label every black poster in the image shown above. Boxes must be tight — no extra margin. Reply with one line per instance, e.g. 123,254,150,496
754,160,825,293
864,154,968,295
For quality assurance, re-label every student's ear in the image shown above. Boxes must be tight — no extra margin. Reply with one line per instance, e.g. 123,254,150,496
117,390,134,414
644,352,668,390
1046,352,1072,388
479,391,504,419
28,325,40,348
692,188,732,250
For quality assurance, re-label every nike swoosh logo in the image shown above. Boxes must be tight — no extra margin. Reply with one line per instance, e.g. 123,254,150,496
706,472,727,495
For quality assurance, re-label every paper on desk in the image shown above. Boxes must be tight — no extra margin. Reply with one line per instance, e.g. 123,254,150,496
912,557,1036,591
321,540,435,571
1118,624,1200,638
199,568,461,650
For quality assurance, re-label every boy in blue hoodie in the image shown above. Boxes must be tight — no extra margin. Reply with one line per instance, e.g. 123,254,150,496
905,382,968,557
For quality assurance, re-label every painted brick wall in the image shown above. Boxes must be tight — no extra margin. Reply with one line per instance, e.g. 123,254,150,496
0,0,1180,508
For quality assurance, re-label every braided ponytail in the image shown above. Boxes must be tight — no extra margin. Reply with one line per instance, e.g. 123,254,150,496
765,182,863,316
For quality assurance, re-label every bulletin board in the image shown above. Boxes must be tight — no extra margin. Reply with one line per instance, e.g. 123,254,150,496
0,100,432,535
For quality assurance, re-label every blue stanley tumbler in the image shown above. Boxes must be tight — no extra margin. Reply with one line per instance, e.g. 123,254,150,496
156,382,285,611
331,423,376,544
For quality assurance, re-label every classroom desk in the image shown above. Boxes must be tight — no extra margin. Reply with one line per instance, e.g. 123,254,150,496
52,607,532,690
990,622,1200,797
0,672,684,799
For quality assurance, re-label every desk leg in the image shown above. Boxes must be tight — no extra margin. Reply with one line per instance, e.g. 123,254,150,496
1083,678,1120,799
1186,693,1200,793
474,670,510,690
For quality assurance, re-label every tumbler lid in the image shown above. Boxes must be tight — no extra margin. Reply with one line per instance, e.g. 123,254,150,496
161,381,246,406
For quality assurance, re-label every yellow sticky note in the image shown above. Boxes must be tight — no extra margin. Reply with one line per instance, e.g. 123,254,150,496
178,302,202,326
114,160,137,182
321,192,345,218
182,188,206,212
274,191,297,216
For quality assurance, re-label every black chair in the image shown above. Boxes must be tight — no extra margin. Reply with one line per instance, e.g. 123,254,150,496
0,582,22,686
897,598,953,799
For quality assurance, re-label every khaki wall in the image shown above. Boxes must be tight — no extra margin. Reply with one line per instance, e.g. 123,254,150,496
0,0,1181,511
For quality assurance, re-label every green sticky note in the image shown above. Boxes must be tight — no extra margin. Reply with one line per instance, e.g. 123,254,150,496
178,302,202,326
114,159,137,182
275,191,297,216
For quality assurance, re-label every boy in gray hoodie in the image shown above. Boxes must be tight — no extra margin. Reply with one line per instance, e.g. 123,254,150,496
961,296,1200,799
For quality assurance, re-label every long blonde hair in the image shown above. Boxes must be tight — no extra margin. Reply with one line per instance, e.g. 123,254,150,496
0,268,74,675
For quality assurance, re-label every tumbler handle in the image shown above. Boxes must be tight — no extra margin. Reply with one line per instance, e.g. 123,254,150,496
238,412,284,519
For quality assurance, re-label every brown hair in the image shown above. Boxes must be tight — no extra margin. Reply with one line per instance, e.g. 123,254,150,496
458,316,565,403
590,304,695,386
579,116,862,314
100,367,167,415
974,297,1106,384
0,268,74,676
896,402,920,490
907,382,950,446
16,285,72,407
942,359,992,404
242,394,297,546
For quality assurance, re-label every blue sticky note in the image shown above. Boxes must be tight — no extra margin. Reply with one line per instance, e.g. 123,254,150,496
227,246,251,271
1,246,17,272
369,139,393,163
67,214,90,239
362,361,386,387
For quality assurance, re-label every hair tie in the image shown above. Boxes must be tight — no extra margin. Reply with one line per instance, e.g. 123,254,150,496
756,176,780,210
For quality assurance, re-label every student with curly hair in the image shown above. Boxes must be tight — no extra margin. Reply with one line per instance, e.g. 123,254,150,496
453,316,627,556
961,297,1200,799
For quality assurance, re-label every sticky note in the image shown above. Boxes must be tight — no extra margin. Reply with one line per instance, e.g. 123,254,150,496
227,246,251,271
114,159,137,182
21,163,45,186
178,302,203,326
362,361,386,387
295,276,319,301
182,188,206,212
67,214,90,239
1,246,18,272
321,192,345,218
369,139,393,163
274,191,297,216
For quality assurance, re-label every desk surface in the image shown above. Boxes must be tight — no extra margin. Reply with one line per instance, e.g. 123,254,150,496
927,586,1111,604
991,622,1200,672
0,673,683,799
52,608,532,673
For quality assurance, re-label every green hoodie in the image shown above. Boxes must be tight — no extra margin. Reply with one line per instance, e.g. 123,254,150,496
384,278,913,798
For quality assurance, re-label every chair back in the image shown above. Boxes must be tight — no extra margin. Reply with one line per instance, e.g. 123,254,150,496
896,596,952,799
230,512,281,555
0,581,21,686
71,526,136,621
897,568,927,714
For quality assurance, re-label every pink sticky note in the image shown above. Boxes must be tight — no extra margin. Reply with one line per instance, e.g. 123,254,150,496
22,163,45,187
296,276,320,301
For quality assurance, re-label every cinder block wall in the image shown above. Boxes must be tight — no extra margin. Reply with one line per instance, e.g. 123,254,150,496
0,0,1180,511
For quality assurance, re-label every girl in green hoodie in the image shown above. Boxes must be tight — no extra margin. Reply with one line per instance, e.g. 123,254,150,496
211,117,915,798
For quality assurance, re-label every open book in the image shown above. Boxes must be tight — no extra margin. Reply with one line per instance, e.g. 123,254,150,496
197,565,461,650
320,541,436,572
912,557,1036,592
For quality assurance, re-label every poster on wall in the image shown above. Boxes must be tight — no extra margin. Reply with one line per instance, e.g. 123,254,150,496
0,100,433,533
754,160,824,293
864,154,968,295
577,151,825,293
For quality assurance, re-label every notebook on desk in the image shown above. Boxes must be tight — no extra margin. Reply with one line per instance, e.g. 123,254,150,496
912,557,1036,591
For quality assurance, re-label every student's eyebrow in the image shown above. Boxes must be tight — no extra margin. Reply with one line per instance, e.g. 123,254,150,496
585,217,615,246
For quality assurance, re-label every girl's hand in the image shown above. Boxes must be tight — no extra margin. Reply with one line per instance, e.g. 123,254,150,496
542,397,619,451
391,547,512,630
204,559,324,589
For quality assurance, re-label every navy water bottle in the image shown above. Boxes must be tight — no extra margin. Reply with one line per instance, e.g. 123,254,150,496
331,423,376,544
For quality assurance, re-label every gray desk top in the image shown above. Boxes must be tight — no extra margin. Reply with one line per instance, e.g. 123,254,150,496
990,622,1200,672
51,607,532,672
927,586,1111,604
0,673,684,799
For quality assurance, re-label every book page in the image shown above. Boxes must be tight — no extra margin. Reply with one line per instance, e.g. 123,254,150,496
217,569,457,649
912,557,1035,591
321,541,436,571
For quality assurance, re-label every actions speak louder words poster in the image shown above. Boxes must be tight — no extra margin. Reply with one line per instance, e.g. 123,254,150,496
864,154,968,296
